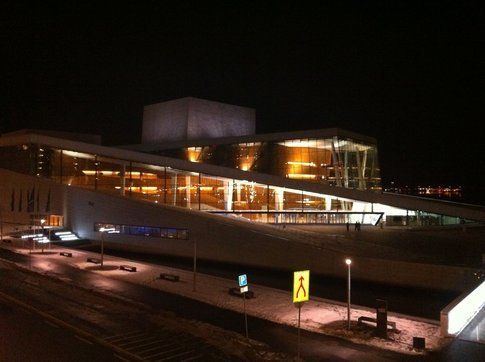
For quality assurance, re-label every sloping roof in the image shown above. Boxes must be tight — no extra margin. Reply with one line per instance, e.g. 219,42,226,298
1,130,484,222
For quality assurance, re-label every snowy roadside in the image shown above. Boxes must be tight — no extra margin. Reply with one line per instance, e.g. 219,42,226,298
2,239,447,356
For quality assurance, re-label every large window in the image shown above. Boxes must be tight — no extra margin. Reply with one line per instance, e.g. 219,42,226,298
94,222,189,240
158,136,381,191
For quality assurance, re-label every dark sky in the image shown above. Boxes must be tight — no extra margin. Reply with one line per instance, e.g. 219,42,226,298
0,2,484,200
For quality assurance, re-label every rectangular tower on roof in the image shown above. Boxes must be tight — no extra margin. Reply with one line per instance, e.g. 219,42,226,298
141,97,256,144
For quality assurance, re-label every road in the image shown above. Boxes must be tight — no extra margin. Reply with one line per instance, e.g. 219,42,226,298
0,297,115,361
0,247,412,361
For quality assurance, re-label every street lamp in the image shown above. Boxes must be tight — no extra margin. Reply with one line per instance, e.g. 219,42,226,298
345,258,352,330
40,218,46,253
193,237,197,292
99,227,107,269
0,203,3,243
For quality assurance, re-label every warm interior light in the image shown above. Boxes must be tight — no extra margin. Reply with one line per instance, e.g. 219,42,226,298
82,170,157,179
286,161,317,167
186,147,202,162
287,174,317,179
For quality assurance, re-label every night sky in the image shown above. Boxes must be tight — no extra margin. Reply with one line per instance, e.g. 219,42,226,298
1,2,483,203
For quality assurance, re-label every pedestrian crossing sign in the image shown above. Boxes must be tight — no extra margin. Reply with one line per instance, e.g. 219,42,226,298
293,270,310,303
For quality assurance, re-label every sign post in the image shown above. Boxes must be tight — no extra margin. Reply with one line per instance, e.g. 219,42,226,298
376,299,388,338
293,270,310,360
193,238,197,292
238,274,249,339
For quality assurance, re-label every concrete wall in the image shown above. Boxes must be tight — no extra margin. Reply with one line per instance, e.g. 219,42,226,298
440,281,485,336
63,181,480,293
1,168,480,293
141,97,255,144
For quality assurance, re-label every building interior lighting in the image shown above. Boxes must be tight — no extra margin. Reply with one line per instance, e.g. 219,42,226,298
199,186,214,191
286,161,317,167
82,170,157,179
287,174,317,179
99,227,116,232
21,233,44,239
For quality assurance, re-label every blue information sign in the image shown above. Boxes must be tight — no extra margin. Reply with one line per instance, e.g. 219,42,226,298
238,274,248,287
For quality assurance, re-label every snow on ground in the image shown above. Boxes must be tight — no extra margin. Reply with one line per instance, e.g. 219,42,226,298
5,240,446,356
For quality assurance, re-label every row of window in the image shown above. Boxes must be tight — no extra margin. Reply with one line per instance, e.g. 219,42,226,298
94,222,189,240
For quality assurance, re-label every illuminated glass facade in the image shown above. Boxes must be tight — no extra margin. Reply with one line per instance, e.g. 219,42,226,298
0,143,386,225
0,141,466,226
155,136,381,191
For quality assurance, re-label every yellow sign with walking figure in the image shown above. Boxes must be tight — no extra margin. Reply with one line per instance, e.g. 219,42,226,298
293,270,310,303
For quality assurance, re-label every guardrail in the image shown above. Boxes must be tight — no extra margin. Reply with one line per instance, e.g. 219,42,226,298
440,280,485,336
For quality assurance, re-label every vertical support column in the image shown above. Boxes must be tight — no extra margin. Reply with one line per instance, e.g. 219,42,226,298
139,171,143,196
236,182,241,203
356,151,363,190
344,150,349,188
120,164,126,196
171,173,177,206
225,181,233,211
275,188,284,224
94,156,98,190
198,173,201,211
185,175,191,209
266,185,270,212
362,150,368,190
60,150,63,184
331,138,342,187
163,167,167,204
301,191,304,212
128,162,132,197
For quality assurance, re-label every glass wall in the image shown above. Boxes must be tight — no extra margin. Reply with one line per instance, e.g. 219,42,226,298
94,222,189,240
0,142,465,226
157,136,381,191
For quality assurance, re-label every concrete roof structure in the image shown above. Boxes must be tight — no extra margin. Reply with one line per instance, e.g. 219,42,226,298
124,127,377,153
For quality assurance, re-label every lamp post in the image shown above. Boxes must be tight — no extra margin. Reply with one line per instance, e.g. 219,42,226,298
40,218,46,253
345,258,352,330
0,203,3,243
99,228,106,269
193,237,197,292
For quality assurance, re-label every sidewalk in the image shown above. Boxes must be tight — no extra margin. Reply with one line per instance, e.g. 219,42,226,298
1,238,445,356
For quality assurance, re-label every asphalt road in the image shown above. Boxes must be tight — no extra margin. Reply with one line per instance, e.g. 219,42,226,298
0,247,412,361
0,297,115,361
